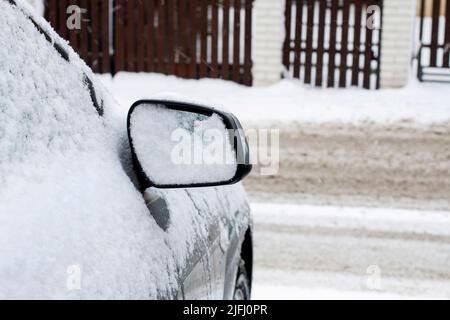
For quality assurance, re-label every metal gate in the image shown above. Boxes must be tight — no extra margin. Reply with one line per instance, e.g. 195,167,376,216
283,0,383,89
417,0,450,82
45,0,253,86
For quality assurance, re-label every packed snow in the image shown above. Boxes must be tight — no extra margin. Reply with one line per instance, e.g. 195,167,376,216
100,72,450,126
251,203,450,300
251,203,450,237
0,0,249,299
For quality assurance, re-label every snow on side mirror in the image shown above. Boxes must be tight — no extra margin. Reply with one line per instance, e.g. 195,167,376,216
127,100,252,190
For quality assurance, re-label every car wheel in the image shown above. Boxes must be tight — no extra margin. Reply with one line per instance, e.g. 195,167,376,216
233,259,251,300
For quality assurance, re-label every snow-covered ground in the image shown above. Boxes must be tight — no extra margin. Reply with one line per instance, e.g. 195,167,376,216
99,72,450,125
251,203,450,300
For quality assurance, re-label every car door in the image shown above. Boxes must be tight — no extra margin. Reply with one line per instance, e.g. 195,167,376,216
144,187,216,299
183,188,228,299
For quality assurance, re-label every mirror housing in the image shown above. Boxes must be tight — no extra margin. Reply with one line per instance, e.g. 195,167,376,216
127,100,252,190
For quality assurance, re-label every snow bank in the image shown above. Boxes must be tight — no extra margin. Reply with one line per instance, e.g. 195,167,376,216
100,73,450,125
252,203,450,237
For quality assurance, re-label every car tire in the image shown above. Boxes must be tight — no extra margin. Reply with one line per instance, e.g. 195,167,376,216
233,259,251,300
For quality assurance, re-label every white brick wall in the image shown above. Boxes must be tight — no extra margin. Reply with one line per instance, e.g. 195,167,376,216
252,0,285,86
379,0,415,88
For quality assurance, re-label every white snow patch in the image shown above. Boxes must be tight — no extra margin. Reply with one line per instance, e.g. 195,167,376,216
252,268,449,300
99,72,450,125
251,203,450,237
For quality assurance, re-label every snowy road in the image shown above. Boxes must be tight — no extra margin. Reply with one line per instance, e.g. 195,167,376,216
250,203,450,300
244,122,450,212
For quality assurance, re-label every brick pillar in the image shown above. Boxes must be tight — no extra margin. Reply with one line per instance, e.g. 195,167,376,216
379,0,415,88
252,0,286,86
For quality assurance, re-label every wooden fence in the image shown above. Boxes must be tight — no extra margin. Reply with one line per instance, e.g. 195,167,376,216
417,0,450,82
283,0,383,89
45,0,253,86
45,0,111,73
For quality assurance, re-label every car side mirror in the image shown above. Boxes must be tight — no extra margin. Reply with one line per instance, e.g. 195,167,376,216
127,100,252,190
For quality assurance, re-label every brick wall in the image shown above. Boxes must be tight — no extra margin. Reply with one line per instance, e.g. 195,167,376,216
252,0,285,86
380,0,416,88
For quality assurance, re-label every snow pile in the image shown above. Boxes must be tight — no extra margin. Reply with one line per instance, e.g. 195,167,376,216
0,1,249,299
100,73,450,125
252,203,450,237
251,203,450,300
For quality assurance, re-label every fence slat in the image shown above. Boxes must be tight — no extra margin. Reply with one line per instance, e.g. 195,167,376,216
58,0,68,40
177,0,188,77
293,0,303,78
147,0,155,73
90,0,99,73
327,0,338,87
315,0,326,87
430,0,441,67
243,0,253,86
68,0,80,48
304,0,315,84
211,0,219,78
115,0,125,72
156,0,165,74
363,1,374,89
101,0,110,73
167,0,175,75
339,0,350,87
352,0,362,86
187,0,197,78
199,0,208,78
282,0,293,69
222,0,230,80
79,0,89,64
444,0,450,66
126,0,136,71
232,0,241,83
136,0,145,72
47,0,57,28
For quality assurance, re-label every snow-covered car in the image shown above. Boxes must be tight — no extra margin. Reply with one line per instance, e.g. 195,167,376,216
0,0,253,299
